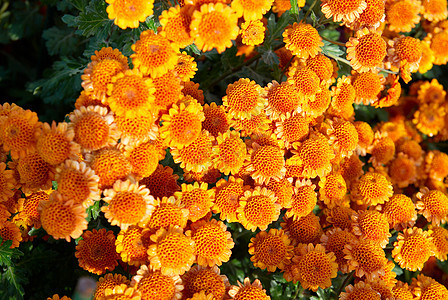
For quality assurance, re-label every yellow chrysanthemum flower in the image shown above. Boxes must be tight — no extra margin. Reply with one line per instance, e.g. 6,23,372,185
231,0,274,21
174,182,214,222
106,0,154,29
159,5,194,48
240,20,265,46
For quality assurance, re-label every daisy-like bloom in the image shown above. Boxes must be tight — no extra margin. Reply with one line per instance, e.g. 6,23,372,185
389,153,417,188
75,228,119,275
174,182,213,222
281,212,323,244
382,194,417,230
102,284,142,300
305,54,334,87
91,47,128,65
386,0,422,32
36,121,80,166
115,226,152,266
212,177,248,222
38,191,87,242
102,179,155,230
106,69,156,119
55,160,100,208
152,71,182,113
330,76,356,116
68,106,120,152
123,140,164,179
0,162,16,202
422,0,448,21
340,281,381,300
376,260,398,288
428,225,448,261
147,225,195,277
321,0,367,22
318,173,347,208
392,281,414,300
75,91,105,110
275,112,310,147
417,78,446,104
415,188,448,225
369,133,395,166
352,72,384,105
231,113,271,137
118,115,158,145
181,265,229,300
139,165,179,199
246,143,286,185
346,28,386,73
429,30,448,65
287,67,321,102
294,243,338,292
160,102,204,149
327,119,359,158
413,103,446,137
233,0,273,21
302,89,331,117
387,36,422,83
343,239,387,281
17,191,50,228
292,132,335,178
187,219,234,266
320,228,356,273
174,52,197,82
425,150,448,181
85,148,132,189
392,227,435,271
130,265,183,300
397,139,423,164
326,206,356,230
182,81,205,104
81,56,128,102
190,3,239,53
94,274,130,300
353,121,374,156
350,0,385,29
419,39,435,74
411,274,448,300
240,20,265,46
0,108,41,160
354,172,393,206
374,74,401,108
212,130,247,175
223,78,266,120
171,130,214,173
146,196,189,235
352,210,391,247
237,187,281,231
0,220,22,248
131,30,179,78
286,179,317,221
105,0,154,29
16,152,54,193
370,279,396,299
159,5,194,48
202,103,229,137
267,178,293,209
283,22,323,59
228,278,270,300
249,228,293,272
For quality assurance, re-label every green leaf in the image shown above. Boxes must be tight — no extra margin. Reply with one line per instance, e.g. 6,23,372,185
86,201,101,222
0,238,23,267
290,0,299,16
321,40,344,58
42,26,78,56
320,29,341,41
259,47,280,66
1,265,27,299
267,11,291,45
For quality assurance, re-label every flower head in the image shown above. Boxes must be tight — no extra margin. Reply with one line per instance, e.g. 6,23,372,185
106,0,154,29
228,278,270,300
115,226,152,266
174,182,213,222
181,265,229,300
240,20,265,46
386,0,422,32
354,172,393,206
223,78,266,120
171,130,214,173
152,71,182,112
231,0,273,21
202,103,229,137
131,265,183,300
286,179,317,221
352,210,391,247
382,194,417,230
212,130,247,175
212,177,248,222
16,152,54,193
283,22,323,59
281,213,323,245
174,52,198,82
343,239,387,281
318,173,347,208
415,188,448,225
320,228,356,273
340,281,381,300
86,148,131,189
428,225,448,261
422,0,448,22
139,165,180,199
346,28,386,73
353,72,384,105
159,5,194,48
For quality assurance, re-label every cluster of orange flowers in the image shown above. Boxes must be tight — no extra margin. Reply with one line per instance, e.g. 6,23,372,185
1,0,448,299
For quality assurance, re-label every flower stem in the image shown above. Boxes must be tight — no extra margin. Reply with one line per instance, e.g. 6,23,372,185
321,35,346,47
292,284,303,300
324,52,398,75
303,0,319,21
335,271,354,299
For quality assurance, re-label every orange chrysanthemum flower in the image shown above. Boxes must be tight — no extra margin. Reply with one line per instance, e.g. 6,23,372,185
16,152,54,193
419,40,435,74
318,173,347,208
0,109,41,160
159,5,194,48
202,103,229,137
17,191,50,228
75,228,119,275
246,143,286,185
353,72,384,105
139,165,179,199
212,130,247,175
228,278,270,300
146,196,189,234
320,228,356,273
102,179,155,230
283,22,323,59
36,121,80,166
411,274,448,300
330,76,356,115
68,105,120,152
249,228,293,272
321,0,367,22
0,220,22,248
306,54,334,87
174,182,214,222
160,102,205,149
222,78,266,120
327,119,359,158
325,206,355,230
268,178,294,208
187,219,234,266
174,52,198,82
346,28,386,73
382,194,417,230
182,81,205,104
171,130,214,173
281,213,323,245
392,227,435,271
212,177,247,222
181,265,229,300
415,188,448,225
387,36,422,83
106,0,154,29
123,140,164,179
131,30,179,78
340,281,381,300
152,71,182,112
352,210,391,247
190,3,239,53
91,47,128,65
369,133,395,166
413,103,445,137
354,172,393,206
389,153,417,188
231,113,271,137
422,0,448,22
429,30,448,65
147,225,195,277
287,67,321,102
94,274,130,300
130,264,183,300
115,226,152,266
286,179,317,221
275,112,310,147
302,89,331,117
352,0,385,29
0,162,16,202
294,243,338,292
428,225,448,261
38,192,87,242
386,0,421,33
85,148,131,189
426,150,448,181
75,91,104,110
391,281,414,300
55,160,100,208
237,187,281,231
240,20,265,46
232,0,273,21
352,121,373,157
102,284,141,300
343,239,387,281
264,81,301,120
418,78,446,104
